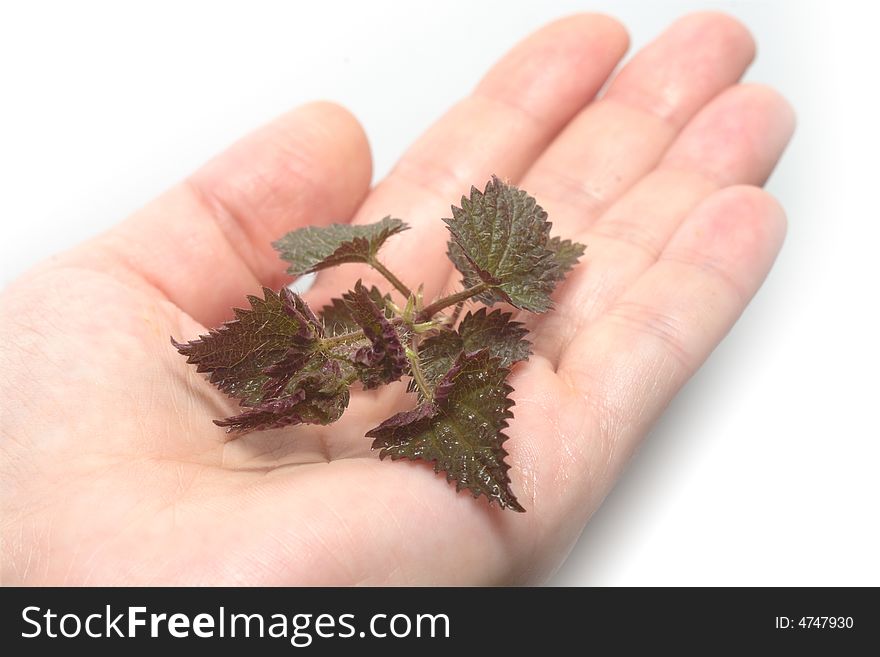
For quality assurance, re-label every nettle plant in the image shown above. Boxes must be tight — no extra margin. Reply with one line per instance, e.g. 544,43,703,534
174,177,584,511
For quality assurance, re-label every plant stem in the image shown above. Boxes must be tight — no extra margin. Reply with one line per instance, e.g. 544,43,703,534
405,346,432,400
320,329,366,347
417,283,489,322
369,257,412,299
447,301,465,326
412,320,441,333
321,316,408,349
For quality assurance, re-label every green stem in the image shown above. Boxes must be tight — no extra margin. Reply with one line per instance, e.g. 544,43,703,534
417,283,489,322
405,346,432,400
320,329,366,348
321,316,407,350
369,257,412,299
412,320,441,333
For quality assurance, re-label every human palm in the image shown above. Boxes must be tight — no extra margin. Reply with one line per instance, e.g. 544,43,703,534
0,13,793,585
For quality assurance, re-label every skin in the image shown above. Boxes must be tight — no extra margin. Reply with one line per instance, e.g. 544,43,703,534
0,12,794,585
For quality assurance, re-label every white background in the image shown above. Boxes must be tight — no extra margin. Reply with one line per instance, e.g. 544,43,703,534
1,1,877,585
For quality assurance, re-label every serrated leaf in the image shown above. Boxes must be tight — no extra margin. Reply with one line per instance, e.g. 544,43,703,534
320,286,393,336
411,330,460,394
445,176,585,313
215,358,351,433
172,288,322,405
417,308,531,390
342,281,408,389
273,216,408,276
547,236,586,281
366,350,523,511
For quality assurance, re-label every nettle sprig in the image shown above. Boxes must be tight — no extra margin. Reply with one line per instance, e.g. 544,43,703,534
174,177,584,511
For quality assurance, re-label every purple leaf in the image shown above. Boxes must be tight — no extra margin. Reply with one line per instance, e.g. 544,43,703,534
342,280,409,389
367,350,523,511
172,288,323,405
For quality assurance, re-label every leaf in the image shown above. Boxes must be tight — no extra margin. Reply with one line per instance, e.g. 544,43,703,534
260,349,311,400
411,330,460,394
172,288,323,405
417,308,531,390
547,236,586,281
342,281,409,389
215,358,351,433
320,285,393,336
172,288,353,433
445,176,585,312
273,217,408,276
366,350,523,511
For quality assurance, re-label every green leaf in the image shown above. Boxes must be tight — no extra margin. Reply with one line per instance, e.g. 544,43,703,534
172,287,323,405
417,308,531,391
320,285,393,336
445,176,585,312
273,217,408,276
547,236,586,281
215,358,351,433
366,350,523,511
342,281,409,389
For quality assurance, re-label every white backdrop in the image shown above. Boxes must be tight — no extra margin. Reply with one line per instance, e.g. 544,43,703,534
1,1,877,585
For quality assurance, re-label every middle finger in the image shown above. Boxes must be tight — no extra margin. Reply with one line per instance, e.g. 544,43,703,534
304,14,629,306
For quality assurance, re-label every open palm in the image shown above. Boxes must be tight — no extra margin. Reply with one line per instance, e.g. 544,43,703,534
1,13,793,585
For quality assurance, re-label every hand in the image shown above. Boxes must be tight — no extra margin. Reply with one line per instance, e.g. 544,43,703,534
0,13,793,585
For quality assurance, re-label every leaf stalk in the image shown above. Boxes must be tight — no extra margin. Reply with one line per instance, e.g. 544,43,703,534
417,283,489,322
369,257,413,298
405,346,432,400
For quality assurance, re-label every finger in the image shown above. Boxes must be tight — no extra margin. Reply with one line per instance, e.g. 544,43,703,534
529,83,795,364
555,186,786,494
58,102,372,326
519,12,756,237
306,14,630,305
